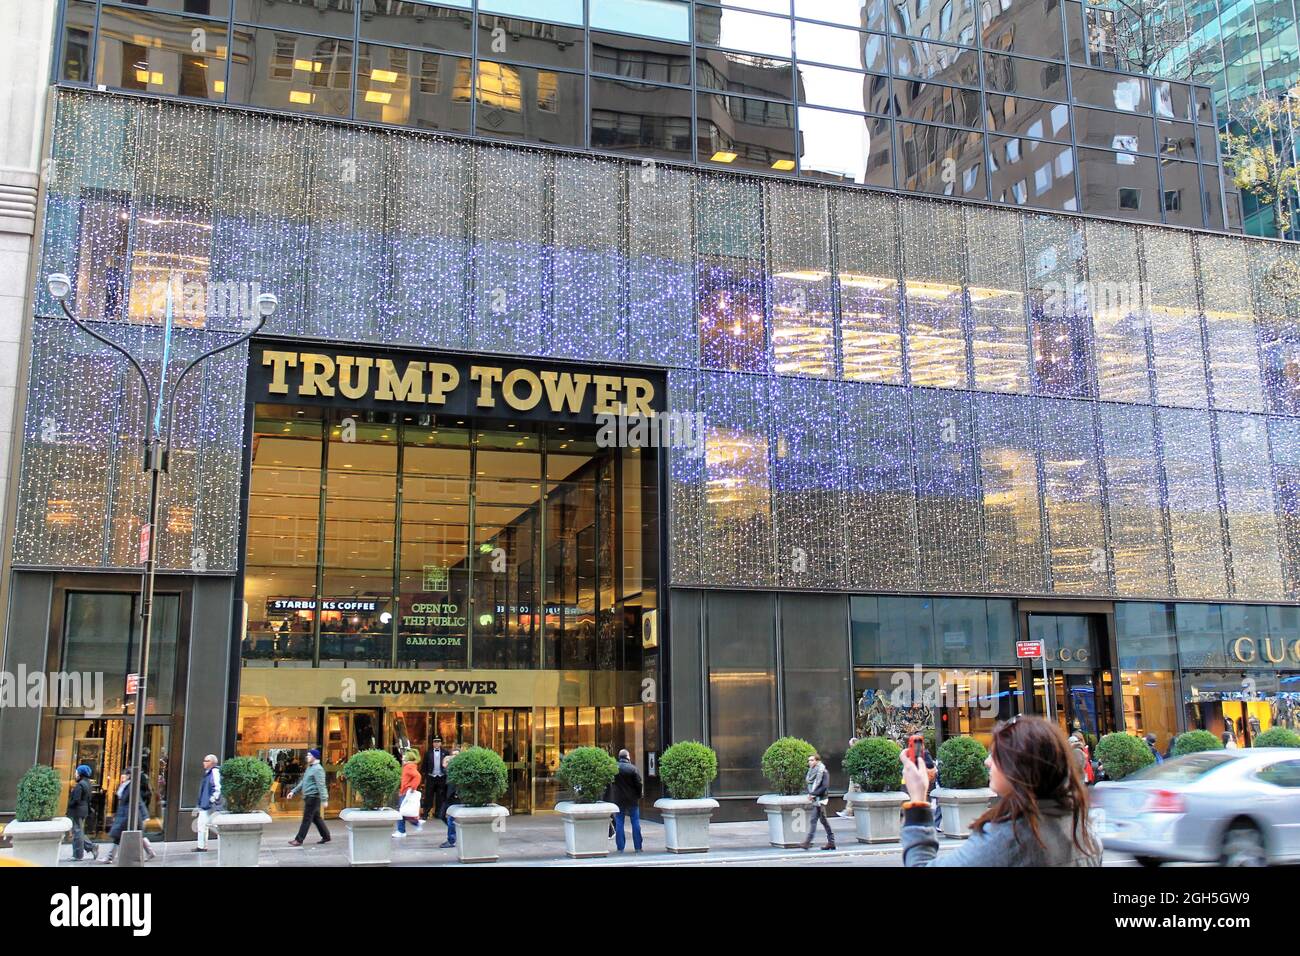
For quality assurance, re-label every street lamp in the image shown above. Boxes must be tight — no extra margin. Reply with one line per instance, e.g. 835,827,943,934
46,272,276,865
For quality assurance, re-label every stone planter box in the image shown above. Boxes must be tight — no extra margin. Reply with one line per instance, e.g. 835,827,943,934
447,804,509,863
654,797,719,853
212,811,272,867
757,794,818,848
5,818,72,867
934,787,998,839
339,808,402,866
846,791,906,844
555,801,618,858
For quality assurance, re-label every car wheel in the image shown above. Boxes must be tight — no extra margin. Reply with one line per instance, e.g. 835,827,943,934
1220,823,1267,867
1133,855,1164,868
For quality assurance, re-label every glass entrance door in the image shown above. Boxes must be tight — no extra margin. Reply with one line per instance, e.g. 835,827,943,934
478,708,532,813
53,719,170,841
1028,614,1114,741
323,708,381,811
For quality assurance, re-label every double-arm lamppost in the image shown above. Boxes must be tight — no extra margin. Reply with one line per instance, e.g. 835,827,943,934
46,272,276,865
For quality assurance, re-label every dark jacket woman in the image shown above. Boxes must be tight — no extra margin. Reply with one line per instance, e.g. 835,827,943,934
108,782,147,842
67,775,93,821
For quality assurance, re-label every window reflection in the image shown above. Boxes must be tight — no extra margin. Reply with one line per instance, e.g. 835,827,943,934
1077,147,1160,222
892,78,982,128
896,122,986,199
983,52,1068,101
96,7,230,101
895,37,981,84
795,0,888,30
473,60,584,146
590,78,692,159
794,21,887,71
358,3,475,53
476,14,585,70
696,92,797,171
1072,67,1149,112
988,135,1077,211
356,46,472,131
981,0,1066,60
986,95,1072,143
697,50,794,100
229,28,352,117
1161,158,1204,228
235,0,355,34
695,5,793,58
62,0,96,83
1074,106,1155,153
798,64,890,114
895,0,977,46
590,0,692,41
590,30,691,83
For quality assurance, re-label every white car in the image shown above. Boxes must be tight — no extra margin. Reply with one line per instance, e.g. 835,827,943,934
1092,748,1300,866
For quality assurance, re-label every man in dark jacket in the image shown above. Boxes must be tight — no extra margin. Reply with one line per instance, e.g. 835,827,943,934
801,751,836,851
67,765,98,861
422,737,448,821
607,749,644,853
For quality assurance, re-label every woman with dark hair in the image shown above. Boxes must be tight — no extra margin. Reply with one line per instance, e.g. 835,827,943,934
899,716,1101,867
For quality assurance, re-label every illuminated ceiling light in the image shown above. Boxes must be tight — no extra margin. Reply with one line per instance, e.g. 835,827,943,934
294,59,322,73
289,90,314,105
365,90,393,104
371,69,399,83
710,150,738,163
771,159,795,171
214,80,225,94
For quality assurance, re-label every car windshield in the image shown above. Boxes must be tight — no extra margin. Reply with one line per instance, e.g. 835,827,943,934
1130,752,1238,783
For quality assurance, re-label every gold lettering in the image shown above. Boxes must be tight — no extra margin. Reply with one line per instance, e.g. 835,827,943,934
470,366,503,407
541,370,591,413
336,356,373,400
426,363,459,405
1232,637,1257,664
502,368,543,411
262,350,298,395
624,377,655,417
592,375,623,414
1293,639,1300,665
375,359,426,402
299,354,336,398
1262,638,1286,665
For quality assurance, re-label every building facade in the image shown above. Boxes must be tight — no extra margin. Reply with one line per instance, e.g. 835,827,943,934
2,0,1300,834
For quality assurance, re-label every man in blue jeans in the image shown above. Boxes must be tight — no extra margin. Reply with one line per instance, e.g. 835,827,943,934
607,749,643,853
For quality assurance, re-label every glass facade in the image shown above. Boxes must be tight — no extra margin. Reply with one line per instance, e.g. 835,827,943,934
55,0,1226,227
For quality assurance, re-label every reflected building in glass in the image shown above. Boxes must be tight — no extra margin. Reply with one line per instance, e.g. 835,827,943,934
2,0,1299,833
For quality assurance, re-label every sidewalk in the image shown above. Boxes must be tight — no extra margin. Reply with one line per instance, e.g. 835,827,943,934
49,812,960,867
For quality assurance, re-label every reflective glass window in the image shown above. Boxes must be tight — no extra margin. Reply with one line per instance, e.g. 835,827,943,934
590,78,693,159
798,108,894,186
476,14,585,69
1153,80,1193,120
697,50,794,100
1156,120,1197,160
471,61,584,146
356,46,472,132
696,92,797,171
1197,125,1220,163
796,0,889,30
892,79,982,129
1073,106,1155,153
988,136,1076,211
986,96,1072,143
1071,67,1150,112
983,52,1067,100
895,0,977,45
795,21,888,71
895,37,980,84
695,6,793,57
705,591,777,795
1194,86,1214,123
590,30,691,84
981,0,1065,60
479,0,584,25
358,3,475,53
590,0,691,41
896,122,987,199
95,6,231,101
1077,147,1160,222
119,0,234,14
1160,158,1204,228
1064,0,1087,63
61,0,96,83
798,64,891,114
228,29,352,118
235,0,354,33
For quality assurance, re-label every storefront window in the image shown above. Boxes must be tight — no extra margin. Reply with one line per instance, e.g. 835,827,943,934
61,591,180,715
706,591,777,795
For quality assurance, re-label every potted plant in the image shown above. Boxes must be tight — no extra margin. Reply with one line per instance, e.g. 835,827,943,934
933,736,995,838
338,749,402,866
555,747,619,858
756,737,816,847
1252,727,1300,747
653,741,719,853
5,766,70,866
1171,729,1223,756
212,756,274,867
1094,733,1155,783
445,747,510,863
842,738,906,843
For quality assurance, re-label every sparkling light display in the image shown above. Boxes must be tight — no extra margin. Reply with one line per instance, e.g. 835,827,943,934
17,89,1300,602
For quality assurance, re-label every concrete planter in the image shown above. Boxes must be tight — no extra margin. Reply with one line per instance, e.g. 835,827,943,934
934,787,998,839
654,797,719,853
846,791,906,844
447,804,509,863
5,818,72,867
555,801,618,858
339,808,402,866
757,794,818,848
212,811,272,867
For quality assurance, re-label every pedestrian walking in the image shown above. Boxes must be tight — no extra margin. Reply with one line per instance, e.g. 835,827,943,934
286,748,330,846
101,771,155,863
439,748,461,849
800,751,836,851
394,749,423,838
422,737,448,821
1143,733,1163,764
838,737,860,818
605,749,644,853
1068,733,1095,784
68,765,98,862
899,715,1101,866
193,753,222,852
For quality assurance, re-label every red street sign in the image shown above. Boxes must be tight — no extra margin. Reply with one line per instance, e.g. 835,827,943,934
126,673,140,695
138,524,152,564
1016,640,1044,659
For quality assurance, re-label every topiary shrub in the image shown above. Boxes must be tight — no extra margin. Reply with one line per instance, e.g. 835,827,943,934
937,736,989,789
557,747,619,803
219,756,273,813
1095,733,1155,781
446,747,508,807
341,749,402,809
1171,729,1223,757
1253,727,1300,748
843,737,903,793
659,741,718,800
15,766,60,822
761,737,816,795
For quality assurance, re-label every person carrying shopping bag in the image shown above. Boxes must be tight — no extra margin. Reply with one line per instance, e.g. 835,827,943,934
394,749,423,838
